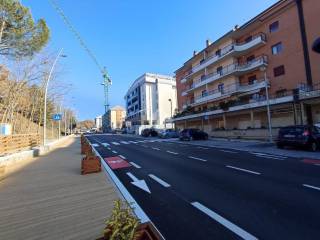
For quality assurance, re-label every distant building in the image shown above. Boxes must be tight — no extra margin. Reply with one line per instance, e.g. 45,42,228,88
102,106,126,132
94,115,102,130
124,73,177,134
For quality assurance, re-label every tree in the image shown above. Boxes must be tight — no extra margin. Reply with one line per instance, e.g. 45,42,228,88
0,0,50,58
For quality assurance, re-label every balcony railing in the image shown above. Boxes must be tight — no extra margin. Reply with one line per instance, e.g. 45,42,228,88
180,33,266,82
193,79,267,105
182,55,268,94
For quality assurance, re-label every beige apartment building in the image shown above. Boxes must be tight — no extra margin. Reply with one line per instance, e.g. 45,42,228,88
173,0,320,140
102,106,126,132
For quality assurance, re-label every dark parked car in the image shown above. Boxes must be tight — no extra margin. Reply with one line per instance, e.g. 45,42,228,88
277,125,320,151
159,129,179,138
179,128,209,141
141,128,158,137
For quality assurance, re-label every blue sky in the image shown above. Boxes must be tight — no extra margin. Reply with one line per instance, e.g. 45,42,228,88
22,0,278,120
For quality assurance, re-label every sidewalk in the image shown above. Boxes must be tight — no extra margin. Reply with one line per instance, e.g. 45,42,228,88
0,136,119,240
169,137,320,159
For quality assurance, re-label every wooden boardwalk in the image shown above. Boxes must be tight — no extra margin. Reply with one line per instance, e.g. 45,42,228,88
0,137,119,240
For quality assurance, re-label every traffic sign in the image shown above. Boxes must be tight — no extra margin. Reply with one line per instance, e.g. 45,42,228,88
52,114,62,121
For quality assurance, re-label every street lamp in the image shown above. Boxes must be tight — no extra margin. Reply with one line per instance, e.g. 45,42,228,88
261,66,273,142
43,48,66,146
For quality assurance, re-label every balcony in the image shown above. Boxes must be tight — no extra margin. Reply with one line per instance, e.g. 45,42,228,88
183,55,268,94
193,79,267,105
180,33,266,83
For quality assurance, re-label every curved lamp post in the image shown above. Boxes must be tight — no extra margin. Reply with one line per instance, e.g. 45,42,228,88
43,48,66,146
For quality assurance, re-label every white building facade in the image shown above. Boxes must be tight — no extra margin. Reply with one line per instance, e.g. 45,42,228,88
124,73,177,134
94,115,102,130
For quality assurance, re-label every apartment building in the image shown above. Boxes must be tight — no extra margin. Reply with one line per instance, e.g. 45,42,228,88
173,0,320,139
102,106,126,132
125,73,177,134
94,115,102,130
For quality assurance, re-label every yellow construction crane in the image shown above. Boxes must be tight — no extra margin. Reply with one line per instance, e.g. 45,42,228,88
48,0,112,113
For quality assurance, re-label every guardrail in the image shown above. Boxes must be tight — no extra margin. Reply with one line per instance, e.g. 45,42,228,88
0,134,40,155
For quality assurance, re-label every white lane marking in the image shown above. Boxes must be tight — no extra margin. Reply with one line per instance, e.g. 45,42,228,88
197,147,209,150
92,143,99,147
129,141,138,144
112,150,118,154
251,152,287,159
126,172,151,193
120,141,129,144
149,174,171,188
303,184,320,191
107,147,111,150
220,150,237,154
189,156,207,162
191,202,258,240
166,150,178,155
130,162,141,169
111,142,120,145
152,147,160,150
119,155,126,159
226,165,261,175
102,143,110,147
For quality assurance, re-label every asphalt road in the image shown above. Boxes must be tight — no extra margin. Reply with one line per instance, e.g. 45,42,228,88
86,134,320,240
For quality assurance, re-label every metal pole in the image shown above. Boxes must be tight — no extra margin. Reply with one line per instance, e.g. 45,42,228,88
43,48,63,146
64,110,67,136
264,71,273,142
58,104,61,139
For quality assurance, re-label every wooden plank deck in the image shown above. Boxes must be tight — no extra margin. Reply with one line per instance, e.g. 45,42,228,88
0,137,119,240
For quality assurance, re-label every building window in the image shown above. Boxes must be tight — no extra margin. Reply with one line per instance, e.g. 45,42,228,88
218,83,224,93
217,66,223,75
272,42,283,55
269,21,279,33
273,65,285,77
276,89,287,97
248,75,257,85
245,36,252,43
202,89,207,97
246,55,255,63
215,49,221,57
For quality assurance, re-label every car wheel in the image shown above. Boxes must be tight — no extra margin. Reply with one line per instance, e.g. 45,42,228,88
310,142,318,152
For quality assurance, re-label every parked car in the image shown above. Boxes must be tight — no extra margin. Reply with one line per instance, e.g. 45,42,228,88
141,128,158,137
277,125,320,151
179,128,209,141
159,129,179,138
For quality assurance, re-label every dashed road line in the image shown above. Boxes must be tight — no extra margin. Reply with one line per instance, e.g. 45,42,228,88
120,141,130,144
112,150,118,154
191,202,258,240
130,162,141,169
251,152,287,160
152,147,160,151
92,143,99,147
303,184,320,191
119,155,126,159
149,174,171,188
226,165,261,175
102,143,110,147
166,150,178,155
111,142,120,145
220,150,237,154
188,156,207,162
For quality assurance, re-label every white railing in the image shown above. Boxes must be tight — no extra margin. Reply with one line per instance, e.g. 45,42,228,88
181,33,266,81
193,79,267,105
183,56,268,93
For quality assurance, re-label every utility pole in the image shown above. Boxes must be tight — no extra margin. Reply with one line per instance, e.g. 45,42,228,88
64,109,67,136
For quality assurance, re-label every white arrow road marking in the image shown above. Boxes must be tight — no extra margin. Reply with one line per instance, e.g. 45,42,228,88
120,141,129,144
92,143,99,147
152,147,160,150
112,150,118,154
220,150,237,154
166,151,178,155
226,165,261,175
119,155,126,159
149,174,170,187
130,162,141,169
102,143,110,147
111,142,120,145
303,184,320,191
188,156,207,162
191,202,258,240
126,172,151,193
